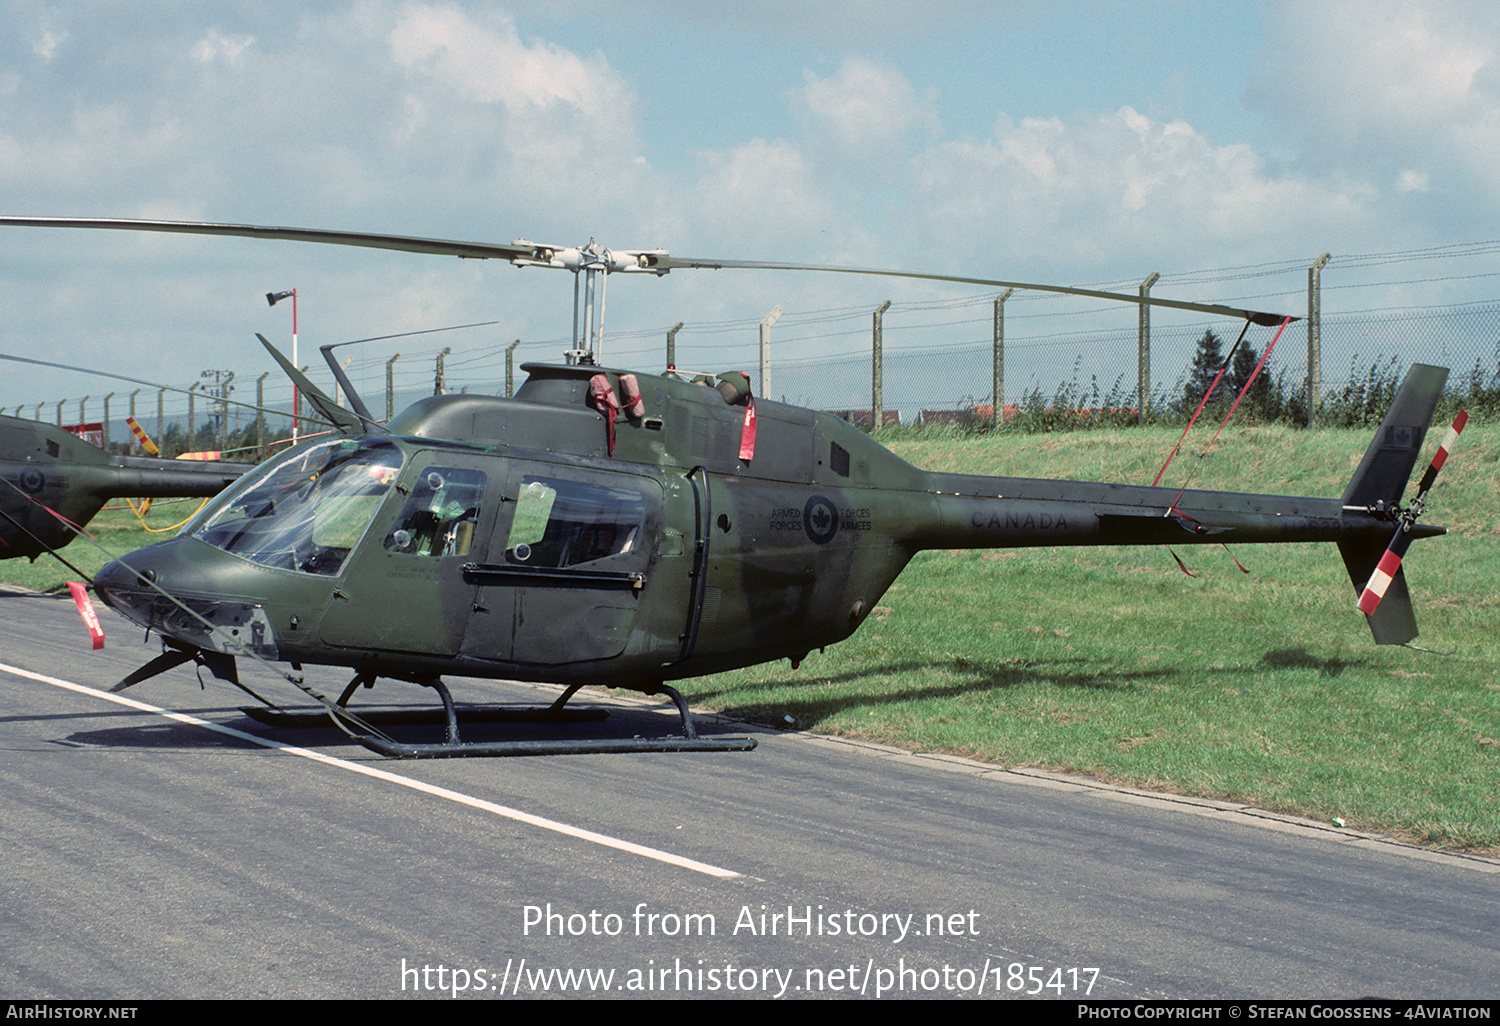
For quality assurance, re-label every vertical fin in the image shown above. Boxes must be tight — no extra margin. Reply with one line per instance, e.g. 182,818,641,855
1337,363,1449,645
1340,364,1447,509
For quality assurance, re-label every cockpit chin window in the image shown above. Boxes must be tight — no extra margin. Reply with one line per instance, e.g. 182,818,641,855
189,439,403,576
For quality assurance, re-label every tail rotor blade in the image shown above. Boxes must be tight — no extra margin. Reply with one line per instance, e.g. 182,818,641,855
1356,409,1468,619
1411,410,1468,508
1356,528,1415,616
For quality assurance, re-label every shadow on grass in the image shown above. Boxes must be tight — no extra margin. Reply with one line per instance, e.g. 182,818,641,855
692,646,1385,731
687,657,1174,730
1259,648,1354,678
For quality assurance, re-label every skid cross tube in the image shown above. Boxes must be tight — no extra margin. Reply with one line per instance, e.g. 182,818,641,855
245,675,756,757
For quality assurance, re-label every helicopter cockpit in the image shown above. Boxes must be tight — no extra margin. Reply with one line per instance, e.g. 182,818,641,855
188,437,402,577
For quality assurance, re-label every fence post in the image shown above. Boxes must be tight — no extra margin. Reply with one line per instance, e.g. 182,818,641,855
505,341,520,397
156,388,165,444
666,322,684,370
103,393,113,449
1137,272,1160,424
56,399,63,426
435,347,451,395
257,372,269,452
387,352,401,416
760,306,783,399
331,358,350,409
993,289,1013,427
79,396,89,430
872,300,891,432
129,390,139,449
220,372,234,450
1307,253,1330,426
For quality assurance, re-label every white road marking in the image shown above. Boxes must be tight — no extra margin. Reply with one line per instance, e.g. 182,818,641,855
0,660,742,880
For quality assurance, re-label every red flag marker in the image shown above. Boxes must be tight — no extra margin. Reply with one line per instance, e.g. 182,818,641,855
67,581,105,650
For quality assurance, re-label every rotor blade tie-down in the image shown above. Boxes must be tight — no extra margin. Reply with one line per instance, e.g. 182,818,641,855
1152,318,1253,488
587,374,621,455
1207,315,1291,446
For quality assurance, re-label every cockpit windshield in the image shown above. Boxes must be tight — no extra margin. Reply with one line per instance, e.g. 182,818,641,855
189,438,402,576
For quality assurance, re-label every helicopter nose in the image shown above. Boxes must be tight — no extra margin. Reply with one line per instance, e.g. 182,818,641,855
92,542,282,661
93,553,165,630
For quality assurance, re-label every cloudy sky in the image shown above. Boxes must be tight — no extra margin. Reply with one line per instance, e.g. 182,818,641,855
3,0,1499,418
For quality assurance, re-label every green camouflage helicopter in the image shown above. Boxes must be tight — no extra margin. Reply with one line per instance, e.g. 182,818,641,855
0,217,1463,758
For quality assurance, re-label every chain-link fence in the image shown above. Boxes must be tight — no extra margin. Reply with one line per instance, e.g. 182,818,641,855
9,292,1499,454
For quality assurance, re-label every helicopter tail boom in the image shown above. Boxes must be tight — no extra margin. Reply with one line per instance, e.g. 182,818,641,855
909,364,1452,644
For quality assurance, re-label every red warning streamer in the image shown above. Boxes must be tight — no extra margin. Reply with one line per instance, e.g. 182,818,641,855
67,581,105,650
739,392,757,462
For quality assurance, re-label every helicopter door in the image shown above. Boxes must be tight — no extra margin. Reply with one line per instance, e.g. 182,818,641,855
461,463,657,666
317,456,496,657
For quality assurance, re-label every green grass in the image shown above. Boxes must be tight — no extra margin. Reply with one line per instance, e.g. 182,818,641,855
685,423,1500,853
1,499,194,593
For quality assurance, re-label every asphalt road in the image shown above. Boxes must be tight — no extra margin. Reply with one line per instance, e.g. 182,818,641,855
1,589,1495,1000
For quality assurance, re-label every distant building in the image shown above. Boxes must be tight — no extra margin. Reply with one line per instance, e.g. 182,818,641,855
822,409,902,429
917,404,1018,428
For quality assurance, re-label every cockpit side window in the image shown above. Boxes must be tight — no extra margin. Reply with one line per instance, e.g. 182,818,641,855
504,475,646,568
383,468,487,557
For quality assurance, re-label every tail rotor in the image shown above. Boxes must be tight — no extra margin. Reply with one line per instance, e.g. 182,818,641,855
1355,410,1468,620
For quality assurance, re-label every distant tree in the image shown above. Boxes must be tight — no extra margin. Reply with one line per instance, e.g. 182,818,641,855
1229,341,1274,419
157,423,185,458
1184,329,1228,411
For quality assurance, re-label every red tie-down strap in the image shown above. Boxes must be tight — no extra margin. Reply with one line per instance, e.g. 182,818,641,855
715,371,757,461
587,374,620,455
740,392,757,461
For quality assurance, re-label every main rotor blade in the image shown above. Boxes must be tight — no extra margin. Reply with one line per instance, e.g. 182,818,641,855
0,216,537,262
656,256,1296,326
1,216,1297,324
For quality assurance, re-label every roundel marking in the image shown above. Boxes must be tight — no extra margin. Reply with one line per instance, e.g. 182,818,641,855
18,468,45,494
803,494,839,545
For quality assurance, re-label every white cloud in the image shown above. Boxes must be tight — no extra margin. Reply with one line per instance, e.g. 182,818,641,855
191,30,255,66
389,5,626,125
1397,169,1431,193
687,138,836,250
909,106,1369,274
794,57,940,161
1251,0,1500,213
32,28,66,60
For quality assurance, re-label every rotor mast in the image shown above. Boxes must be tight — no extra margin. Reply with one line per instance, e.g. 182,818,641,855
511,239,668,364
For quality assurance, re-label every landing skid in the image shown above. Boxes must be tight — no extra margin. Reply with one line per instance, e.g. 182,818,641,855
241,677,757,758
